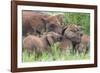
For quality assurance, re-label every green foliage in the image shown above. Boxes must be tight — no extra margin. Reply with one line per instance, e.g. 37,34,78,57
63,12,90,35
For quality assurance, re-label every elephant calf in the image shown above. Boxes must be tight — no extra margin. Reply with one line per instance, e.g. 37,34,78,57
62,24,83,53
75,34,90,54
23,32,62,54
58,36,73,53
62,24,83,44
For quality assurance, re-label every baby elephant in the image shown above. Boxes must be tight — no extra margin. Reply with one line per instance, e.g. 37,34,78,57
62,24,83,54
75,34,90,54
23,32,62,54
62,24,83,44
58,36,73,53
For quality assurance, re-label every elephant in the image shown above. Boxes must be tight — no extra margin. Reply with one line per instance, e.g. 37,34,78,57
22,11,64,36
75,34,90,54
23,32,62,54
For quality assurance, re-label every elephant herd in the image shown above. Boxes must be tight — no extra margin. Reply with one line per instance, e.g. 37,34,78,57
22,11,90,55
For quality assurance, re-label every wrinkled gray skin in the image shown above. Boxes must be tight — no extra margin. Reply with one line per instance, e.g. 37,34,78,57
62,25,83,53
62,25,83,44
22,11,49,36
22,11,63,36
45,14,63,34
58,36,73,53
46,23,62,34
23,32,62,54
64,30,82,44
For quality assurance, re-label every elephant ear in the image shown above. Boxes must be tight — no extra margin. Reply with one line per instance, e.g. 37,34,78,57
62,25,68,35
46,35,54,46
41,17,49,32
41,16,50,24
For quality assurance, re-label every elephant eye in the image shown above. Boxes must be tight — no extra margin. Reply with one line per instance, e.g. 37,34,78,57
77,28,80,31
71,29,76,32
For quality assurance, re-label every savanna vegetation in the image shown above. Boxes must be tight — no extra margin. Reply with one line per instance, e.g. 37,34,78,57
63,12,90,35
22,12,90,62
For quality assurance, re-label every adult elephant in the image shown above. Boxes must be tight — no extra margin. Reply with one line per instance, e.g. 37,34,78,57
22,11,63,36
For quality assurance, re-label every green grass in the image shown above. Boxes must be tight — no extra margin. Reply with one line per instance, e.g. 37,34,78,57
22,43,90,62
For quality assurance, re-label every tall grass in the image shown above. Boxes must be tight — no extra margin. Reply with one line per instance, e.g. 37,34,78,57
22,43,90,62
